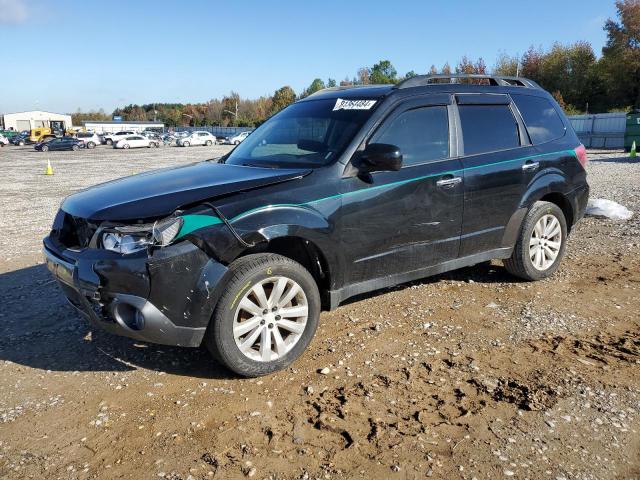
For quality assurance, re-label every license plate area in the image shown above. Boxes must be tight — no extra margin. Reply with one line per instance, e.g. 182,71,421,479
45,251,75,287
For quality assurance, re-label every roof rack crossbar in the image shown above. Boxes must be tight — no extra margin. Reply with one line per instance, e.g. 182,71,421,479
394,74,540,90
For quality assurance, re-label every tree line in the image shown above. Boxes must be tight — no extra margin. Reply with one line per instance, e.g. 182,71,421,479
72,0,639,127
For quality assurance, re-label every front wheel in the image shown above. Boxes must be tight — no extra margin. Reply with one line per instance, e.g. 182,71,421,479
183,141,190,147
504,201,567,281
41,145,49,152
72,145,79,151
106,139,113,145
123,144,130,149
205,140,212,146
87,142,95,149
205,253,320,377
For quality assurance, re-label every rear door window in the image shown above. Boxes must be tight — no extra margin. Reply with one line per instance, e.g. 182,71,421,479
512,94,566,144
372,106,449,166
458,104,520,155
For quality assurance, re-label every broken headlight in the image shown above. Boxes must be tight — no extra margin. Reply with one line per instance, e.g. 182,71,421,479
101,217,183,254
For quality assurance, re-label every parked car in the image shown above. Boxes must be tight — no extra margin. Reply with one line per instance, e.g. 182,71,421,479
43,74,589,377
0,134,8,147
40,135,58,143
76,132,101,149
176,131,216,147
225,131,251,145
35,137,85,152
142,132,163,144
103,131,136,145
114,135,159,149
10,133,30,146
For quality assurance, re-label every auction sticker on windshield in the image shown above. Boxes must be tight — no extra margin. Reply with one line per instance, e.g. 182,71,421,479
333,99,377,111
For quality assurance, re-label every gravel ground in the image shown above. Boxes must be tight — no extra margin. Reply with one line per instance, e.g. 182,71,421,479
0,148,638,479
0,143,233,262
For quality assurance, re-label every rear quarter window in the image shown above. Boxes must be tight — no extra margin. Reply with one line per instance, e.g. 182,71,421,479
458,104,520,155
512,94,566,144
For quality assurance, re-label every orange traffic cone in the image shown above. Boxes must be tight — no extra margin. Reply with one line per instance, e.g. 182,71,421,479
45,159,53,175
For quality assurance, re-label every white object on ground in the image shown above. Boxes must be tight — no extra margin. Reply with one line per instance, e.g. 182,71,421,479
585,198,633,220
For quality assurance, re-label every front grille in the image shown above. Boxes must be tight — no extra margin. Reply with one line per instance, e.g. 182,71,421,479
58,213,98,249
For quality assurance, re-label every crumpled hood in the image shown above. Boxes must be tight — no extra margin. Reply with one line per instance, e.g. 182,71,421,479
62,162,310,221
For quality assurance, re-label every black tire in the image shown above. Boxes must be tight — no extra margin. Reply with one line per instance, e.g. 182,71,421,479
183,141,190,147
504,201,568,281
205,253,320,377
41,145,49,152
87,142,95,149
72,145,79,151
106,139,113,145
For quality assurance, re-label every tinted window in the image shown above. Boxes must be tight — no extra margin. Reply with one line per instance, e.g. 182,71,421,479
373,106,449,166
459,105,520,155
512,94,566,144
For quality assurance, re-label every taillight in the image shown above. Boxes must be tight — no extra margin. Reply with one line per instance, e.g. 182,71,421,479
574,144,588,168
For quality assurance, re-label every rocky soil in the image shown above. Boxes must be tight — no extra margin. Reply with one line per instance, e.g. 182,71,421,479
0,149,638,479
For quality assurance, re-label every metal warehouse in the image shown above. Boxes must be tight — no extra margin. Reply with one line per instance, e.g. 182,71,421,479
1,111,73,132
82,120,164,133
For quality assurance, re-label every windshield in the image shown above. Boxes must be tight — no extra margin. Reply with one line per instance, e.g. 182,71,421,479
224,98,378,168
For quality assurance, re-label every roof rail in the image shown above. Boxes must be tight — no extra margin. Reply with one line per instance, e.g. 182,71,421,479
395,74,540,90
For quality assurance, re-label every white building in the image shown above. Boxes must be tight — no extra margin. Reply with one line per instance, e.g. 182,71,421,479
2,111,73,132
82,121,164,134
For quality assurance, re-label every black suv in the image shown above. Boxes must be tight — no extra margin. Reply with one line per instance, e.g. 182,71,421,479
44,75,589,377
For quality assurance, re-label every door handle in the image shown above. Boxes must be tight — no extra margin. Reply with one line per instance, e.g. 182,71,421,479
436,176,462,188
522,161,539,172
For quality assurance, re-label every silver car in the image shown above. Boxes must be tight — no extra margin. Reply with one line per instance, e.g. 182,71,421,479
176,131,216,147
76,132,101,149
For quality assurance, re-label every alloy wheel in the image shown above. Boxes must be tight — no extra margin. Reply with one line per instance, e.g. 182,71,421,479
529,214,562,271
233,276,309,362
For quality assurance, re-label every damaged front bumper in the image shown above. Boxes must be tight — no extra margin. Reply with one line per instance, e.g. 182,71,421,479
43,237,228,347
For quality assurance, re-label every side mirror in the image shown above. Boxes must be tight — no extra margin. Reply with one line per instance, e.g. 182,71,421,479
358,143,403,172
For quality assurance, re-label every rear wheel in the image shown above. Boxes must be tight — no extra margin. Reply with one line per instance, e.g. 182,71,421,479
72,145,79,151
87,142,95,149
183,141,190,147
106,139,113,145
504,201,567,281
205,253,320,377
123,144,130,149
41,145,49,152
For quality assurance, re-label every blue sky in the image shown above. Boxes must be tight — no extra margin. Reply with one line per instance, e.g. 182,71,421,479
0,0,618,114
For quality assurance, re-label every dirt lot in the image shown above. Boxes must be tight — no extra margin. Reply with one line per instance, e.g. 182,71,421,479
0,146,638,480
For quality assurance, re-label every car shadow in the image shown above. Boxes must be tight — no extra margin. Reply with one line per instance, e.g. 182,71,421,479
0,264,238,379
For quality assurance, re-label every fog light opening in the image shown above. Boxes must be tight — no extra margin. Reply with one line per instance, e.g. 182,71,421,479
113,302,146,331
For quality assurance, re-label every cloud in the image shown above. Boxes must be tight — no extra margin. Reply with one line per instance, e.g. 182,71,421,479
0,0,29,24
